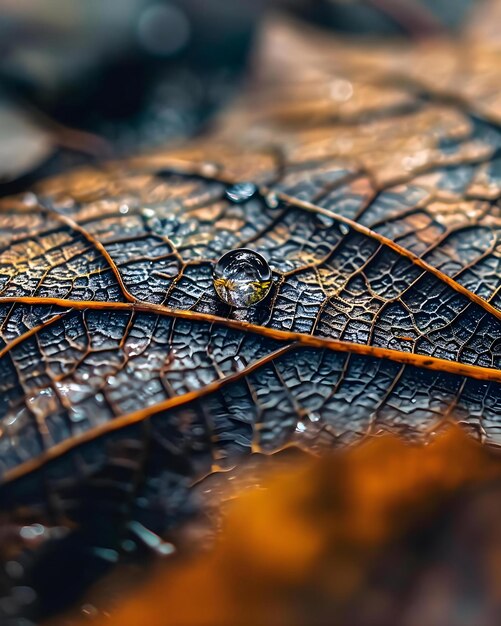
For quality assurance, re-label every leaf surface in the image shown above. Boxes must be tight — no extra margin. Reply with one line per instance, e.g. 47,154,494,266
0,14,499,555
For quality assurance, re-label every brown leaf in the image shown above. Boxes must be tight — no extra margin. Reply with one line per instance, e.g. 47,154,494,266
0,6,499,622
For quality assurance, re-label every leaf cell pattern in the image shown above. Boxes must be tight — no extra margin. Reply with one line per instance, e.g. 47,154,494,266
0,18,499,590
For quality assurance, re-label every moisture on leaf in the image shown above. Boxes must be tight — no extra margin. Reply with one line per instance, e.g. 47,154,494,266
0,2,499,623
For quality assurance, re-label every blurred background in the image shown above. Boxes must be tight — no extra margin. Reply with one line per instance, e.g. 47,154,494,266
0,0,477,194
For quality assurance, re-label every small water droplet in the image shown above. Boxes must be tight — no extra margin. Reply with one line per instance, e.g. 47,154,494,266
225,182,257,204
119,204,129,214
265,192,279,209
200,162,219,177
317,213,334,227
141,207,156,219
296,421,306,433
339,223,350,235
69,407,87,423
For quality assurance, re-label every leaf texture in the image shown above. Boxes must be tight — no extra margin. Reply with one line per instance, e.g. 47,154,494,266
0,14,499,607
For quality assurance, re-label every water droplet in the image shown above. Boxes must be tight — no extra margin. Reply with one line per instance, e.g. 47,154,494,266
265,192,279,209
141,207,156,219
317,213,334,227
225,182,257,204
119,204,129,214
213,248,272,308
339,223,350,235
296,421,306,433
200,162,219,177
69,407,87,423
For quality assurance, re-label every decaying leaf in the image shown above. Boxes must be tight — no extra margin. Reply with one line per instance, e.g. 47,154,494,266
0,3,499,622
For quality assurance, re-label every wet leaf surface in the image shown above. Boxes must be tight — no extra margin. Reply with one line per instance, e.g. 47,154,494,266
0,4,499,622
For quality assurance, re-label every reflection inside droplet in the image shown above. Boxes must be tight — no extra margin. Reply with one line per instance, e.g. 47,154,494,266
213,248,272,308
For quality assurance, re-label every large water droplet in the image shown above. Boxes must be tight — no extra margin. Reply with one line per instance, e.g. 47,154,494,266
213,248,272,308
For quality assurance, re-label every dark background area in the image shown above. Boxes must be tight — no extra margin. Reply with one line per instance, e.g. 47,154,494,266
0,0,476,195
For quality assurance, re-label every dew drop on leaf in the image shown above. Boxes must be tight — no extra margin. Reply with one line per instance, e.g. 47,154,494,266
225,182,258,203
213,248,272,308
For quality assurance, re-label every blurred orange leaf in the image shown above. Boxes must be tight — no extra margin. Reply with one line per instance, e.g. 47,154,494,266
91,428,501,626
